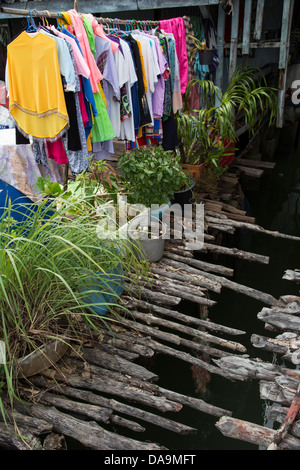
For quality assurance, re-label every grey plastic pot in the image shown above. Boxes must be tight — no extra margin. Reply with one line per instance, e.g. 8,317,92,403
128,214,166,263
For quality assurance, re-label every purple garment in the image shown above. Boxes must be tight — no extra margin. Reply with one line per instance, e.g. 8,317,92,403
146,33,167,119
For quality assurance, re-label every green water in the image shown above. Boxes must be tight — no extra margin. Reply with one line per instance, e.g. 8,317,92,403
141,131,300,451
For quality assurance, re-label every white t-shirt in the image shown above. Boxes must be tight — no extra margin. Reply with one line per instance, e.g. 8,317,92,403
119,38,138,142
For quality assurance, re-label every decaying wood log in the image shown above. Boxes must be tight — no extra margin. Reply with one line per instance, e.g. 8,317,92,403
154,262,222,293
28,376,197,434
38,367,182,414
260,376,300,406
159,256,276,305
124,282,181,306
0,407,52,436
251,333,300,363
267,382,300,450
0,422,43,450
205,215,300,242
25,390,113,425
149,265,222,293
257,307,300,332
268,406,300,439
127,335,247,382
135,277,216,307
100,327,155,358
123,297,245,336
118,312,248,360
202,243,270,265
207,209,256,224
283,269,300,283
216,416,300,450
17,403,165,450
158,386,232,418
213,356,300,382
120,309,247,354
81,346,158,382
164,251,234,277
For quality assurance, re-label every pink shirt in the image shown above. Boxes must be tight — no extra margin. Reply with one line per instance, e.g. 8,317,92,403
85,14,119,54
159,17,188,95
68,9,102,93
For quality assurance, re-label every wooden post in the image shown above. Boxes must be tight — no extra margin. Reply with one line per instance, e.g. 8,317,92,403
242,0,252,66
253,0,265,41
277,0,295,127
215,1,226,104
229,0,240,81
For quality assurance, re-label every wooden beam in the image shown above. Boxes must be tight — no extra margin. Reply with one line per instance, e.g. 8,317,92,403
242,0,252,57
229,0,240,81
215,1,226,101
277,0,295,127
253,0,265,41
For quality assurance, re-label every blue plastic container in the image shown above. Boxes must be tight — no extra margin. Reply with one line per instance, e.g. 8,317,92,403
79,264,124,316
0,180,37,222
0,180,55,237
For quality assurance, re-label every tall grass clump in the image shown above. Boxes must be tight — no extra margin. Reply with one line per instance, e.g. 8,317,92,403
0,192,147,421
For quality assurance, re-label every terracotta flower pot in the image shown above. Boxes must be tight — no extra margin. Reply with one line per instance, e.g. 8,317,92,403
180,163,207,181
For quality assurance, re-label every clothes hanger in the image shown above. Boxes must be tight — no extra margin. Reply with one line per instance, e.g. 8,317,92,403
26,10,38,32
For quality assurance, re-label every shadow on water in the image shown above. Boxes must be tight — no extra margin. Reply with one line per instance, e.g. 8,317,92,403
149,131,300,450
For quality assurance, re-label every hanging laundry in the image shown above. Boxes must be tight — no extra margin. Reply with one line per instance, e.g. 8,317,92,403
7,31,69,141
159,17,189,95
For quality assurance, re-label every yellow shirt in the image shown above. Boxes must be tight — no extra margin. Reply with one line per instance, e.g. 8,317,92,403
7,31,69,140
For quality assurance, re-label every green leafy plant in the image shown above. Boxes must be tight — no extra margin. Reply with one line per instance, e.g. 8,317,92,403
36,175,70,198
118,145,190,208
176,66,278,169
75,157,121,206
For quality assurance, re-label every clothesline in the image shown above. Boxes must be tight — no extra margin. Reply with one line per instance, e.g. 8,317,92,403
0,6,160,28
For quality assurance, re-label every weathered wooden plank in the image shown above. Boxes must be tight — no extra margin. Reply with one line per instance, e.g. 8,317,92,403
260,378,298,407
39,367,182,414
0,0,221,18
120,308,247,353
234,158,276,169
214,356,300,382
205,215,300,242
253,0,265,41
242,0,252,55
257,308,300,333
81,346,158,382
0,422,43,450
160,255,276,305
215,1,226,103
19,403,164,450
202,242,269,264
229,0,240,81
268,406,300,439
216,416,300,450
123,297,245,336
267,382,300,450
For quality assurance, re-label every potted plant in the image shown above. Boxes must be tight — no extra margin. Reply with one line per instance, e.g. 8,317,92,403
118,145,189,216
128,213,167,263
189,35,215,66
176,66,278,178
